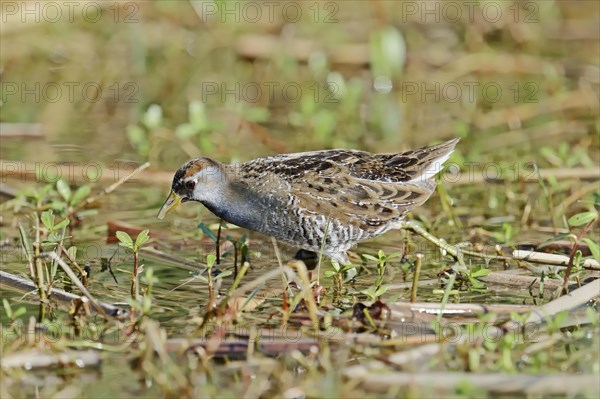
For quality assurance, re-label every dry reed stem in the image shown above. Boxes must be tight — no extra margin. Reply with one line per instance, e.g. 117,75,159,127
48,252,109,318
513,250,600,270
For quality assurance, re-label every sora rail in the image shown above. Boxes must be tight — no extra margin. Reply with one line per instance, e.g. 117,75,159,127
158,139,458,263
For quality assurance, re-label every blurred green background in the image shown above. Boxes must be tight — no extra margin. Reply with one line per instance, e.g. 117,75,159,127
2,0,598,171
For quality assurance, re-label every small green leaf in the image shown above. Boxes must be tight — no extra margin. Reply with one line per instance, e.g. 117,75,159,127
116,231,134,249
206,254,217,269
586,306,599,326
573,250,583,268
330,259,341,272
134,230,150,249
46,232,62,244
471,268,492,278
67,246,77,261
538,232,578,248
375,285,388,297
142,296,152,313
582,238,600,263
18,224,32,262
56,180,72,202
198,223,217,241
13,307,26,318
142,268,158,285
568,211,598,227
48,200,68,212
54,218,70,231
469,279,485,289
125,296,142,311
324,270,336,277
2,299,13,319
215,270,233,279
361,286,377,299
386,252,403,260
41,210,55,230
70,185,91,206
342,264,356,272
362,254,378,262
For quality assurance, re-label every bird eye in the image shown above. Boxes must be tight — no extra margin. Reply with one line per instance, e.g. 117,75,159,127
185,180,196,190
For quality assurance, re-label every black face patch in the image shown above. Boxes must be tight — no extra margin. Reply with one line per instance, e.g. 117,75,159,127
171,162,202,199
172,167,186,187
171,166,188,193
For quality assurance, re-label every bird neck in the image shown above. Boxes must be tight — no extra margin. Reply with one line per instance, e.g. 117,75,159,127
201,181,267,232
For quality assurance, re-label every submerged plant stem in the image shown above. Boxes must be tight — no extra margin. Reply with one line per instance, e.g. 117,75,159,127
399,221,508,261
563,218,597,291
48,252,108,318
436,272,456,325
33,213,46,320
59,243,87,286
271,237,292,297
18,224,34,278
316,216,332,286
131,250,139,299
410,254,423,303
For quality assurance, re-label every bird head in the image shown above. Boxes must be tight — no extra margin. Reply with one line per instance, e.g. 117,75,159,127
157,158,225,219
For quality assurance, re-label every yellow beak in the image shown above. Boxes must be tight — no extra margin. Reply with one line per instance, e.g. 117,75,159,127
157,191,182,219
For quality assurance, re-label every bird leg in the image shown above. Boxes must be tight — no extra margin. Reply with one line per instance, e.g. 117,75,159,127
215,219,223,265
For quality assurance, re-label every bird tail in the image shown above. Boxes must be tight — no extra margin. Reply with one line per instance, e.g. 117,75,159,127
404,138,459,183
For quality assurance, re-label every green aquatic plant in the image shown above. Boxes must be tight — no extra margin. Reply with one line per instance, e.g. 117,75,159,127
116,229,150,300
128,267,159,318
562,209,598,289
324,260,355,292
359,250,402,300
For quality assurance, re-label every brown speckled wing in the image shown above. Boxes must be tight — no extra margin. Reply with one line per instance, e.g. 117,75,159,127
290,166,434,230
239,139,458,230
241,139,457,183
